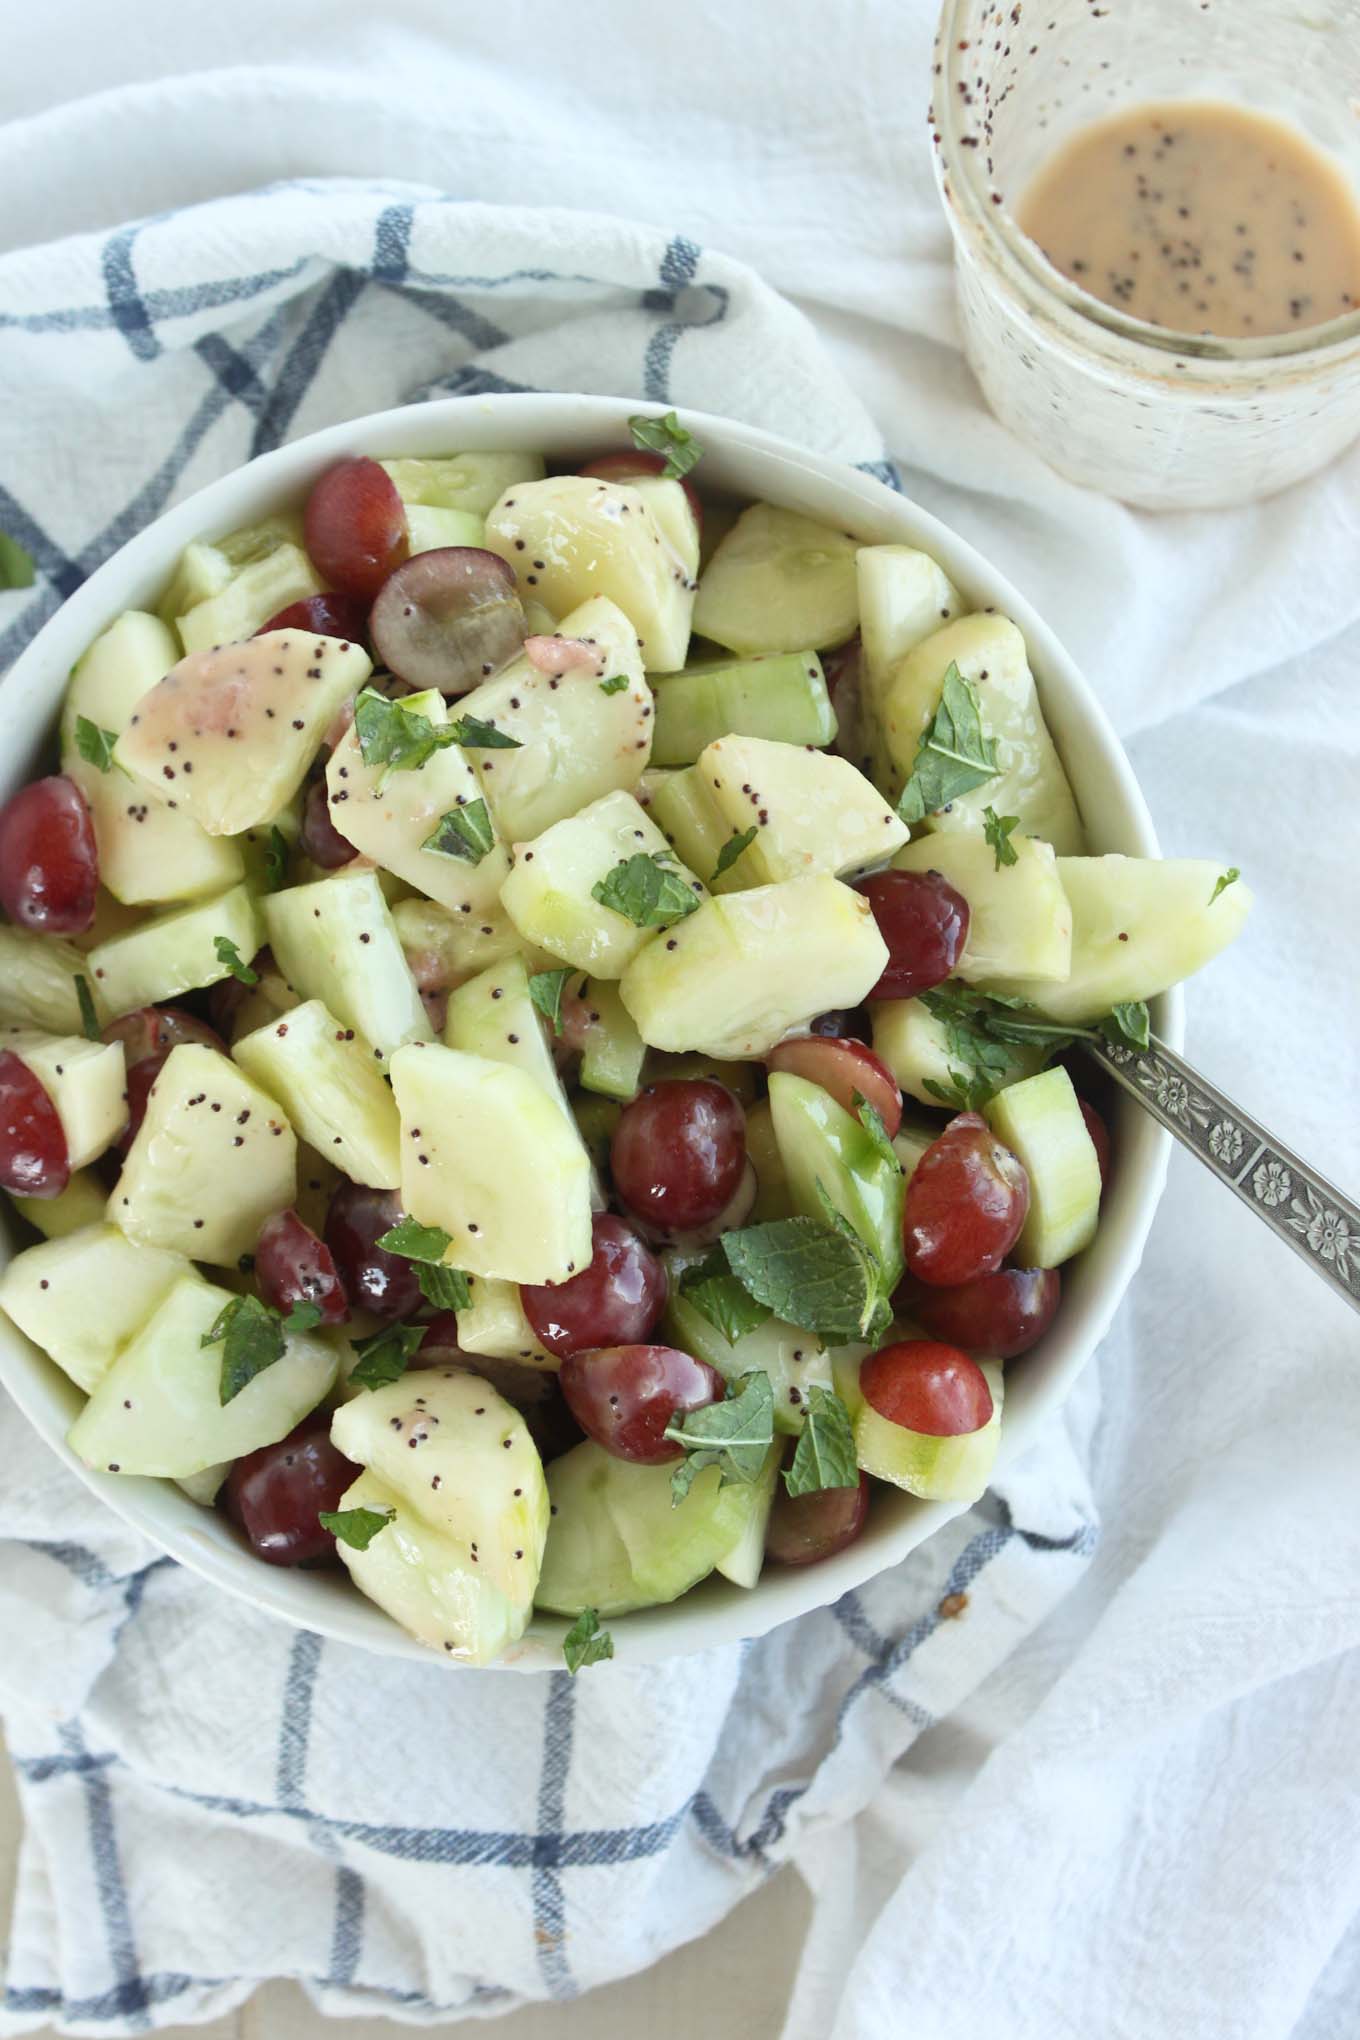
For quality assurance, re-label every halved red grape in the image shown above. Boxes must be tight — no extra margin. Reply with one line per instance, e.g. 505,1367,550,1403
521,1214,666,1358
257,592,369,643
903,1113,1029,1287
1080,1099,1111,1190
559,1342,722,1464
323,1182,422,1319
768,1036,903,1138
610,1079,747,1231
861,1339,993,1436
577,451,703,527
224,1416,360,1566
299,778,357,869
303,457,408,602
766,1471,869,1566
820,633,861,707
255,1208,349,1325
0,775,98,934
856,869,969,1001
0,1050,69,1197
370,547,526,695
895,1266,1060,1358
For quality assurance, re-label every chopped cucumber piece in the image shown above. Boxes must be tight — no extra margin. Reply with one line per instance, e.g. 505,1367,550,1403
881,613,1084,853
699,734,907,887
455,1274,558,1368
157,541,232,626
444,956,576,1130
117,630,371,838
234,998,402,1190
265,870,431,1063
331,1372,549,1663
985,1066,1101,1267
871,997,1043,1110
392,895,538,990
649,651,836,766
389,1043,592,1284
535,1440,768,1617
644,764,729,882
768,1069,906,1291
63,611,244,906
215,511,306,569
857,544,964,681
694,504,860,655
854,1361,1003,1502
485,474,697,671
454,595,654,842
571,1092,622,1174
111,1042,296,1266
12,1168,109,1239
661,1252,839,1435
85,883,261,1016
893,831,1073,983
715,1444,781,1588
578,980,647,1101
379,451,545,517
620,875,888,1060
221,956,299,1045
0,1028,126,1169
177,1463,229,1507
745,1097,794,1221
326,688,510,917
990,855,1253,1023
68,1272,337,1478
0,927,100,1033
501,789,705,977
175,543,323,654
405,505,485,554
0,1223,187,1393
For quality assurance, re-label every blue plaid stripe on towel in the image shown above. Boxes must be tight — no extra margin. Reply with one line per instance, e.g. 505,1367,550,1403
0,179,1099,2031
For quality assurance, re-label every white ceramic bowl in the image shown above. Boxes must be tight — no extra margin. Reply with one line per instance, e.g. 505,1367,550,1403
0,394,1178,1669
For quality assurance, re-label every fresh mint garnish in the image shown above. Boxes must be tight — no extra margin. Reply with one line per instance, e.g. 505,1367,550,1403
722,1216,887,1343
664,1370,774,1504
982,805,1020,870
417,1264,473,1311
529,967,576,1036
374,1219,471,1312
263,825,290,891
73,716,120,774
591,852,701,930
678,1246,773,1345
627,410,703,481
0,533,35,589
73,973,100,1042
214,936,258,985
348,1322,425,1392
423,798,495,865
896,664,999,826
711,826,757,884
201,1295,286,1406
919,985,1017,1109
320,1506,394,1551
599,672,629,696
852,1091,901,1172
1209,867,1240,906
353,688,450,774
563,1606,615,1673
1102,1000,1150,1053
447,714,521,750
784,1384,858,1498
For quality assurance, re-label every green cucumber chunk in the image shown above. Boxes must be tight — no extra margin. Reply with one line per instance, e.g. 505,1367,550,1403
649,651,836,767
265,869,431,1063
0,1223,187,1394
405,505,484,554
455,1275,558,1368
984,1066,1101,1268
694,504,860,655
444,954,577,1130
11,1168,109,1240
175,542,323,654
379,451,546,517
68,1272,338,1478
854,1360,1003,1500
578,979,647,1101
0,927,95,1033
233,998,403,1191
1,1028,126,1169
715,1444,781,1588
893,831,1073,984
767,1069,906,1291
644,764,729,883
699,734,907,889
86,883,262,1016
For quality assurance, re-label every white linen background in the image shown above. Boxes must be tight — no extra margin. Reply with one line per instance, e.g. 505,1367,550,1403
1,4,1358,2037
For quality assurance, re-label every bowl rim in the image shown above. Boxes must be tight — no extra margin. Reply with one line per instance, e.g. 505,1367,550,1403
0,391,1180,1670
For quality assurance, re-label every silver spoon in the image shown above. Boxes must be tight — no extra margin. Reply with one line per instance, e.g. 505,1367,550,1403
1081,1033,1360,1317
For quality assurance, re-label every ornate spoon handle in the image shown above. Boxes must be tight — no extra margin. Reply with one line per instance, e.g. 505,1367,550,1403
1082,1033,1360,1317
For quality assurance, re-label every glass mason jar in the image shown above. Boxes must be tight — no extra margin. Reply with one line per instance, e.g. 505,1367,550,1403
930,0,1360,509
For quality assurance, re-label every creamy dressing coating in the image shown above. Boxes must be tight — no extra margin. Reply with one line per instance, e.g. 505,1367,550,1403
1018,100,1360,339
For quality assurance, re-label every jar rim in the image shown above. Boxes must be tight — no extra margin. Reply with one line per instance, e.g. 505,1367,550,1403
929,4,1360,370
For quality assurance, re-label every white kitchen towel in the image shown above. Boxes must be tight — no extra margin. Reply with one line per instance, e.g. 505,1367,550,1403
2,8,1359,2038
0,181,1100,2032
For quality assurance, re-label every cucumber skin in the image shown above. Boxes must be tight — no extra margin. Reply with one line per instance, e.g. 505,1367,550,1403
649,652,835,768
984,1066,1101,1269
768,1071,906,1292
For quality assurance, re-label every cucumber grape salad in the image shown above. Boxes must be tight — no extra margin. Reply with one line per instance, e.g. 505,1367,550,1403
0,417,1251,1669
